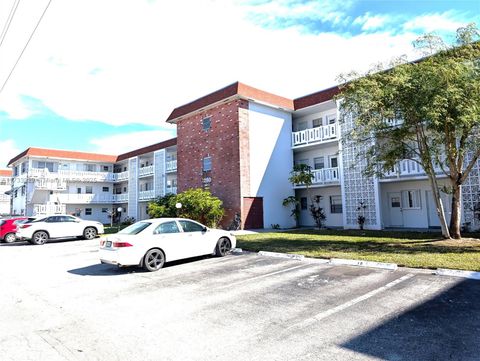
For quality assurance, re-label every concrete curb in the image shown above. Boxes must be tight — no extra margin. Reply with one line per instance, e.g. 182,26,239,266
231,248,243,254
258,251,305,261
329,258,398,271
435,268,480,280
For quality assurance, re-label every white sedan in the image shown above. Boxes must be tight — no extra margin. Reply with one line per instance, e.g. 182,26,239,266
99,218,236,272
16,215,104,245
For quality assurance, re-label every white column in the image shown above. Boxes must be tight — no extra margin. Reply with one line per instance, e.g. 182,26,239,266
127,157,138,220
154,149,165,198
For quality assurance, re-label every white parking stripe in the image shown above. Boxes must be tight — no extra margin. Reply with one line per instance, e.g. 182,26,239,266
287,273,415,330
220,264,309,290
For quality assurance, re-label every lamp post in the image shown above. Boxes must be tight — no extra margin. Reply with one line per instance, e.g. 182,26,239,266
175,202,182,217
117,207,123,232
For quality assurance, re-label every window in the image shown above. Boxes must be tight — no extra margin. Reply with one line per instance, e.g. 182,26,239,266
85,186,93,194
103,165,109,171
391,197,401,208
153,221,180,234
36,161,54,172
21,162,26,173
295,159,309,167
296,121,308,131
202,117,211,131
101,208,108,213
77,188,82,194
179,220,205,232
102,187,109,192
14,190,17,198
314,157,324,170
402,190,421,209
300,197,308,210
123,187,127,192
330,195,343,214
329,156,338,168
327,114,336,124
21,186,25,196
202,156,212,172
312,118,322,128
85,208,92,215
84,164,95,172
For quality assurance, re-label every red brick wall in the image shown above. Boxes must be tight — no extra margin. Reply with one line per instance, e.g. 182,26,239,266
177,99,250,228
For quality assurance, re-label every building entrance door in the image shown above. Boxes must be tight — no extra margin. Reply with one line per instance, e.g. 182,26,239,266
388,192,403,227
243,197,264,229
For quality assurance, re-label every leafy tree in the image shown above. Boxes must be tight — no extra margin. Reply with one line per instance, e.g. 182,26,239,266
310,195,326,229
148,189,224,227
337,24,480,239
282,195,300,225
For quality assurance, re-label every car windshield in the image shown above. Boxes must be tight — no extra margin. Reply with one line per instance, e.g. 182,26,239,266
16,218,35,225
118,222,152,235
32,217,48,223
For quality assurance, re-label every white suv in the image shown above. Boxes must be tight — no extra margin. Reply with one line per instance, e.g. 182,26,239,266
17,215,105,245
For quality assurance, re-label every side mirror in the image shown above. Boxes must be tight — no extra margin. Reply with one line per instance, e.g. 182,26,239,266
202,226,208,233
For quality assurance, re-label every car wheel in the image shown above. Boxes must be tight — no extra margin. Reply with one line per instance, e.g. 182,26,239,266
4,233,16,243
143,249,165,272
215,237,232,257
83,227,97,240
32,231,48,245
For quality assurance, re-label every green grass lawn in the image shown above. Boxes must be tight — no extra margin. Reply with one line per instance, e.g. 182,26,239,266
236,229,480,271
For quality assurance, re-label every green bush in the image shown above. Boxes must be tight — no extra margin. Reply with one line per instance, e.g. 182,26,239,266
147,188,224,227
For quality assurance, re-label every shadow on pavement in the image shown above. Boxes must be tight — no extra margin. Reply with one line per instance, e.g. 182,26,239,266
341,279,480,361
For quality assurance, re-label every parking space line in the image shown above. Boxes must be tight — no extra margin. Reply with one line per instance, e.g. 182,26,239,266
219,264,309,290
287,273,415,330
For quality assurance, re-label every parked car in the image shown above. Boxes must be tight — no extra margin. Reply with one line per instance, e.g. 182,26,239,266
99,218,236,272
0,217,36,243
16,215,105,245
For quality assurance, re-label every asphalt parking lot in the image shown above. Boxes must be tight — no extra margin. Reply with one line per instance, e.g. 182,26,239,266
0,238,479,361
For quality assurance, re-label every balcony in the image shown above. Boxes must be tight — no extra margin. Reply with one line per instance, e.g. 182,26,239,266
33,204,66,215
113,193,128,203
113,171,129,182
138,165,154,177
166,160,177,172
139,190,155,201
28,168,116,182
294,167,340,188
54,193,114,204
34,179,67,191
382,159,443,180
292,124,338,148
0,194,9,202
166,186,177,194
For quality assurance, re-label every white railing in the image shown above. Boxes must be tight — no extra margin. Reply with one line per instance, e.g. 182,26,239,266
113,193,128,203
292,124,338,147
33,204,66,215
34,179,67,191
166,160,177,172
0,194,9,202
383,159,443,178
312,167,339,184
113,171,129,182
166,186,177,194
54,193,114,204
138,165,154,177
29,168,116,182
139,190,155,200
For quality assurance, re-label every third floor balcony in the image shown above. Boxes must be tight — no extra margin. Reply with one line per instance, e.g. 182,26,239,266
166,160,177,172
293,167,340,188
292,124,338,148
138,165,154,177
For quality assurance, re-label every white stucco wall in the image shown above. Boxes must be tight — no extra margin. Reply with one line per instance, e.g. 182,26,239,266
247,102,295,229
296,186,343,227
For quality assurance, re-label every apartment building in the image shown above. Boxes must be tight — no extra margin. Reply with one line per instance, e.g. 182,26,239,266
0,170,12,215
6,81,480,230
7,139,177,223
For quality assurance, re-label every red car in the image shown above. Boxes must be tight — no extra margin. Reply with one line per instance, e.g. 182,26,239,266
0,217,36,243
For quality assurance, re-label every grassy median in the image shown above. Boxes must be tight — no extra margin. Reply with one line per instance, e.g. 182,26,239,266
236,229,480,271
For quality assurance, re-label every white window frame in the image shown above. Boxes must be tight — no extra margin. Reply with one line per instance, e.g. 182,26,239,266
401,190,421,209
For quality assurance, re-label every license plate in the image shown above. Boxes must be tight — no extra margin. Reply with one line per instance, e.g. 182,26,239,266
106,241,112,247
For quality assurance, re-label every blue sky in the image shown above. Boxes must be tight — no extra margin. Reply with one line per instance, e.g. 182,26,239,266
0,0,478,166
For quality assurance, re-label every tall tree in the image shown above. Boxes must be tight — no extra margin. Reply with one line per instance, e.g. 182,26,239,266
337,24,480,239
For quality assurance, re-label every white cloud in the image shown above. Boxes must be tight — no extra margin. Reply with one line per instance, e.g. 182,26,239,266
0,139,21,168
89,129,176,155
353,13,392,31
0,0,465,129
404,12,467,33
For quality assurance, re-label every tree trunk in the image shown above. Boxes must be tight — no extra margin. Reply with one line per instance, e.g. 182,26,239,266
449,184,462,239
426,173,451,239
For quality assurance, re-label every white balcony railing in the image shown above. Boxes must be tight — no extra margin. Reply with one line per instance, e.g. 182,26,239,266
292,124,338,147
0,194,10,202
53,193,114,204
139,190,155,200
138,165,154,177
166,186,177,194
113,171,129,182
383,159,443,179
29,168,116,182
34,179,67,191
166,160,177,172
312,167,339,184
33,204,66,215
113,193,128,203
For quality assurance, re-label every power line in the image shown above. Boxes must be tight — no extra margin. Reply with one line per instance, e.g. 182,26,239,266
0,0,53,96
0,0,21,50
